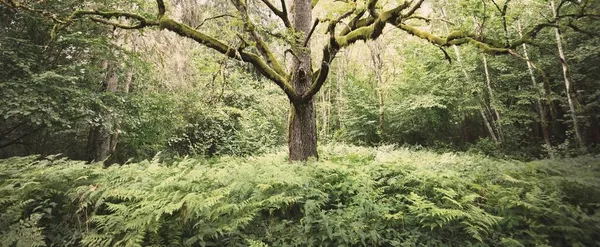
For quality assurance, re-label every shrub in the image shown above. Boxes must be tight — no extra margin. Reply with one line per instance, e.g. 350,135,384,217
1,145,599,246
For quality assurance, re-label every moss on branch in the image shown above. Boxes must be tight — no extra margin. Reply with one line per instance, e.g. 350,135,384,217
158,18,296,100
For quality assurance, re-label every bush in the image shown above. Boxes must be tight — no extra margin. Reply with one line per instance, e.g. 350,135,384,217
1,145,599,246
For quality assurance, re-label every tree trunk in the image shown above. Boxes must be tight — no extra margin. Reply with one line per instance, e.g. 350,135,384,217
87,61,118,163
480,109,499,143
451,41,499,144
289,100,318,160
336,56,344,128
517,21,554,158
481,54,503,142
320,89,327,138
327,87,331,138
440,4,500,144
288,0,317,161
368,41,386,139
550,0,586,153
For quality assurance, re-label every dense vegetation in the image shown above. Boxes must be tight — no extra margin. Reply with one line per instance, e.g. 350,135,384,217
1,145,599,246
1,0,600,245
1,0,600,162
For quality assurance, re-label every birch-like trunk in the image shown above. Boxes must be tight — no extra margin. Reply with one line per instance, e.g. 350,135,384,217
481,54,504,142
517,21,554,158
440,4,500,143
368,42,386,139
550,0,586,153
336,54,345,128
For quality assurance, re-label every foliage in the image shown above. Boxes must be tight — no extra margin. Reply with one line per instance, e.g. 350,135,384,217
0,0,136,160
1,145,599,246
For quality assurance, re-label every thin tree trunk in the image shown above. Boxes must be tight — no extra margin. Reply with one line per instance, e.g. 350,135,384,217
550,0,586,153
288,0,317,161
481,54,504,142
454,48,498,143
377,85,384,139
480,109,499,143
321,90,327,138
336,53,345,128
326,86,331,138
440,4,499,143
368,42,385,139
517,21,554,158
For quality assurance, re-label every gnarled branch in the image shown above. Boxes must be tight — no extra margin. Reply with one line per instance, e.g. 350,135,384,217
258,0,291,28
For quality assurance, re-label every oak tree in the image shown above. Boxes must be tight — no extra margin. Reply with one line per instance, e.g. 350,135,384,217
2,0,596,160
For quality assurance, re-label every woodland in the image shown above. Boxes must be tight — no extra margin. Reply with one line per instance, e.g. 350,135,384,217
1,0,600,246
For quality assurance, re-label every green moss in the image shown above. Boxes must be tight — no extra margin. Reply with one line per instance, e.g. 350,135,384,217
399,24,445,45
446,31,468,42
159,18,230,54
469,39,509,55
159,18,294,98
336,25,374,47
311,0,319,8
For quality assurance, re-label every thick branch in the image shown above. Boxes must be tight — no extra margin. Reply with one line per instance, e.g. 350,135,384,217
303,2,410,101
158,18,297,100
195,14,235,29
339,14,373,36
89,17,153,29
68,10,159,28
396,24,511,54
0,0,66,23
259,0,291,28
311,0,319,8
367,0,380,18
231,0,287,77
156,0,165,18
403,0,426,18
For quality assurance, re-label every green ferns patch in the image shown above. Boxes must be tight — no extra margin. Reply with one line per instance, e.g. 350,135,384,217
1,145,599,246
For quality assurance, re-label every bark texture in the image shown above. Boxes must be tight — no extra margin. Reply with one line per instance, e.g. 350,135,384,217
288,0,317,161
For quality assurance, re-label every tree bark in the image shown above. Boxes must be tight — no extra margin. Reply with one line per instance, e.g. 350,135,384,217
289,100,318,160
288,0,317,161
550,0,586,153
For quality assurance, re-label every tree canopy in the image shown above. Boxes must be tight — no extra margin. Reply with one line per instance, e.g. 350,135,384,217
1,0,600,246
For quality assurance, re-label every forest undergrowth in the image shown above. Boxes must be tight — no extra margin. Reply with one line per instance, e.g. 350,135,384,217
1,144,599,247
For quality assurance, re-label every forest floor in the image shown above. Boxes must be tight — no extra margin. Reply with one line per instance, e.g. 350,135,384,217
1,144,599,246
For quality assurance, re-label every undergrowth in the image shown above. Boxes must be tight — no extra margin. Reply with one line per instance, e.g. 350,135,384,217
1,145,599,246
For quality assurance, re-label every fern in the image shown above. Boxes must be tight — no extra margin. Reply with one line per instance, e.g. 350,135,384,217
1,146,599,246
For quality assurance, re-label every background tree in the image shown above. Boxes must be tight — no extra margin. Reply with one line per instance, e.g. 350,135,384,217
2,0,599,161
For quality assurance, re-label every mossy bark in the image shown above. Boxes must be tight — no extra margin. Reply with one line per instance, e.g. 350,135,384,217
288,0,318,161
288,101,318,161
